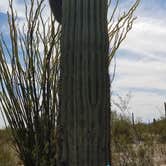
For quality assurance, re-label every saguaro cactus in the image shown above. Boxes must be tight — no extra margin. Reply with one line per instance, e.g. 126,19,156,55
56,0,110,165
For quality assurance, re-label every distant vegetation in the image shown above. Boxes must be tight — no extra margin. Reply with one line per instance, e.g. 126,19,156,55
111,112,166,165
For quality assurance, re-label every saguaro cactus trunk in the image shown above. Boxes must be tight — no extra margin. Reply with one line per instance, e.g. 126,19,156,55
57,0,111,165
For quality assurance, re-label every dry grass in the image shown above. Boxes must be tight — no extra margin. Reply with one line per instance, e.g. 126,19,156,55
112,143,166,166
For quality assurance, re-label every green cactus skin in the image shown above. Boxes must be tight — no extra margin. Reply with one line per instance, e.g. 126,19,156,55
56,0,111,165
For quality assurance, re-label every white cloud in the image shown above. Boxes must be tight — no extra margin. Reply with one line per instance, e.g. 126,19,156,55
111,7,166,121
112,59,166,91
120,17,166,61
129,91,165,122
0,1,9,13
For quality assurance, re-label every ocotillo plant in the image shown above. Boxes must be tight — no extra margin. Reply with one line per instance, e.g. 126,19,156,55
55,0,111,165
0,0,60,165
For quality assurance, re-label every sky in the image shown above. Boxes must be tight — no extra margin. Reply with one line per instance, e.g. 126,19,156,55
0,0,166,127
110,0,166,122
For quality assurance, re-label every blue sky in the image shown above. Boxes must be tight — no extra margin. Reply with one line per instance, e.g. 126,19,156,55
110,0,166,122
0,0,166,127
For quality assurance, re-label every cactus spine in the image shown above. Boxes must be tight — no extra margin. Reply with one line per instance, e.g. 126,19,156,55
57,0,111,165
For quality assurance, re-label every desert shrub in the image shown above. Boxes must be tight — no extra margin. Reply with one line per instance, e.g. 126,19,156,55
0,129,17,166
112,115,134,145
0,144,13,166
156,119,166,143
